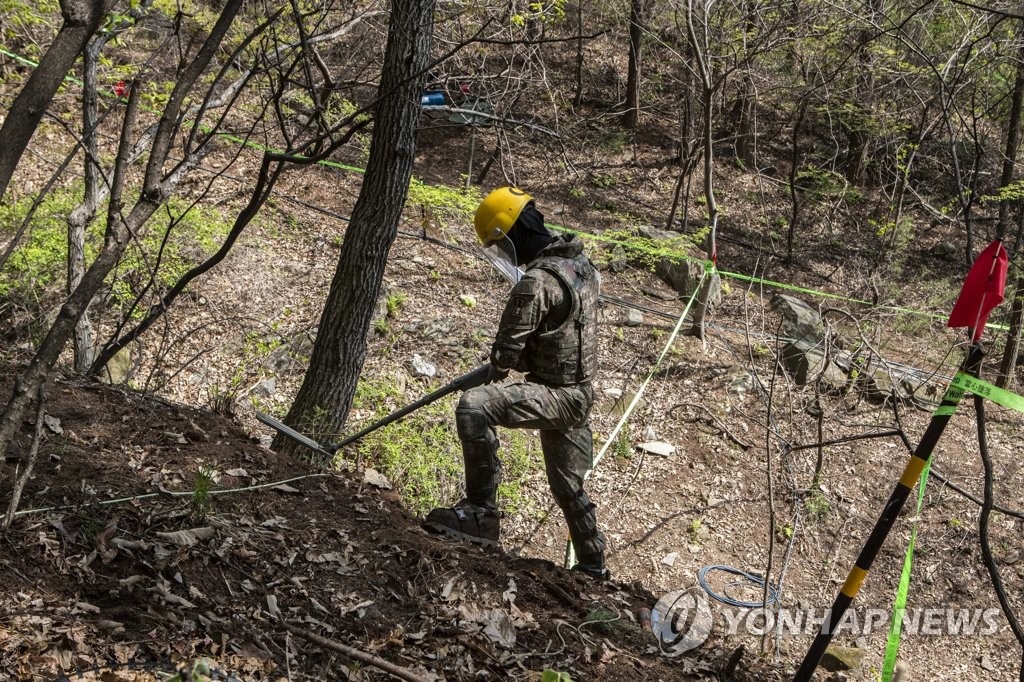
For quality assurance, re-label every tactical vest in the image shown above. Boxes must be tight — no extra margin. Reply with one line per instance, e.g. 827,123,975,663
522,252,600,386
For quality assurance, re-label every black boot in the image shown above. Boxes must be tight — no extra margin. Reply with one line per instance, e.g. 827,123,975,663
423,500,500,547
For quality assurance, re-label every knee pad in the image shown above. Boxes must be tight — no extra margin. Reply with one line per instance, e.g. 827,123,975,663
456,389,492,441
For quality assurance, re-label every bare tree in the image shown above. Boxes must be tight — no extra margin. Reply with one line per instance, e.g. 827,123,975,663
0,0,245,484
0,0,107,200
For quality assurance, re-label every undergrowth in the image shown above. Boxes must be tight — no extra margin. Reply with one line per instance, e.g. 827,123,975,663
0,184,231,316
349,375,537,516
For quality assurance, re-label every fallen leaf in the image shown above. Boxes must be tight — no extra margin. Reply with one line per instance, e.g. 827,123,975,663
155,527,215,547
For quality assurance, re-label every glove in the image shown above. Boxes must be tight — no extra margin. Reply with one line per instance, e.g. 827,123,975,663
486,363,509,384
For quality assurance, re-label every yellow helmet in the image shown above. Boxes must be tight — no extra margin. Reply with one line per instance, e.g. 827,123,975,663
474,187,533,244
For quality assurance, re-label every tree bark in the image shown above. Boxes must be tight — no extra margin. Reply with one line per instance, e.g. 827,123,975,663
276,0,436,450
997,44,1024,240
997,273,1024,389
623,0,649,129
0,0,106,201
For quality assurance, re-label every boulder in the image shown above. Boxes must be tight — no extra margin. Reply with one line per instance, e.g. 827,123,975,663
771,294,824,343
820,645,864,672
781,339,848,391
633,226,722,306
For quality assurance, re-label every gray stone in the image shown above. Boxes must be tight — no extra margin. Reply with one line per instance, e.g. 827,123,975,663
819,645,864,672
608,244,628,273
412,317,455,341
633,226,721,306
101,345,134,385
253,378,277,397
409,353,436,378
637,441,675,457
931,241,958,261
624,309,644,327
771,294,824,343
781,339,848,390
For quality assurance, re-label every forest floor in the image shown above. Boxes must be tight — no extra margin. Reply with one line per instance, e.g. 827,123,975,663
2,61,1024,681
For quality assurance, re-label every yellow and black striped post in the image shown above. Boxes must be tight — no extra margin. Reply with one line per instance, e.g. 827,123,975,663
794,344,984,680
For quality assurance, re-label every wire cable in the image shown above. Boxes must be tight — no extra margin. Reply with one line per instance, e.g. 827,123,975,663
697,564,781,608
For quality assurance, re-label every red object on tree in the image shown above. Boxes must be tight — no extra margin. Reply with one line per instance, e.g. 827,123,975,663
114,81,126,97
947,239,1008,341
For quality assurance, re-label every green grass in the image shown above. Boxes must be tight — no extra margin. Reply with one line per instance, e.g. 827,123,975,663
348,376,537,516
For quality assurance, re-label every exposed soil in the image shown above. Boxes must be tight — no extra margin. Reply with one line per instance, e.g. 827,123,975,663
1,33,1023,682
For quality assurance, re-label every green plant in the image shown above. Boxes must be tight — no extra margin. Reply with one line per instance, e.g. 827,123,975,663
429,269,441,281
386,292,408,318
192,466,214,521
350,377,537,515
613,430,632,460
542,671,573,682
805,490,830,521
374,318,390,335
689,518,704,544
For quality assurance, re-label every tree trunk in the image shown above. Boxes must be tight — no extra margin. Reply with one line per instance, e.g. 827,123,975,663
0,0,106,200
276,0,436,451
0,0,243,474
69,45,101,372
997,44,1024,240
997,273,1024,389
623,0,648,129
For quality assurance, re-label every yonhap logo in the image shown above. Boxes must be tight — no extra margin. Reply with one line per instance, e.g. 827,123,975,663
650,588,714,656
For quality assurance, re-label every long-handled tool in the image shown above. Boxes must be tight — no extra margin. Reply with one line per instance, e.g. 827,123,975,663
257,363,491,460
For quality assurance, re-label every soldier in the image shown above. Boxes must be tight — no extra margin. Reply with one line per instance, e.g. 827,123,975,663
423,187,608,579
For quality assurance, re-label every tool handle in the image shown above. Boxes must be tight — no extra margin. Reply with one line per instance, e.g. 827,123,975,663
329,363,491,451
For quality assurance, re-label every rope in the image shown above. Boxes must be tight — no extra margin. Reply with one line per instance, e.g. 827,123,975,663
563,269,709,569
13,472,330,517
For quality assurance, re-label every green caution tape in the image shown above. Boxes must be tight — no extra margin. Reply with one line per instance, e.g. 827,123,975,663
881,458,932,681
0,44,1010,334
950,372,1024,413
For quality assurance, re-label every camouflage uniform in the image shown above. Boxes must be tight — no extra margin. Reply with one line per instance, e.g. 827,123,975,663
456,235,606,559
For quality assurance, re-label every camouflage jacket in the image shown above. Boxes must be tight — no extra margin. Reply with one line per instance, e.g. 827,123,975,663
490,235,599,386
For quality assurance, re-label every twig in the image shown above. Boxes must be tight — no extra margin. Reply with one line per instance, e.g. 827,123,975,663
527,571,582,612
973,395,1024,680
281,620,427,682
667,402,753,449
3,384,47,530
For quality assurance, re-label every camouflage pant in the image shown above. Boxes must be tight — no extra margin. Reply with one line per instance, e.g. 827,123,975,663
455,381,606,558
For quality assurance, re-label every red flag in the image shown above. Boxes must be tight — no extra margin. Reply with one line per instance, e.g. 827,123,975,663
114,81,126,97
947,239,1008,341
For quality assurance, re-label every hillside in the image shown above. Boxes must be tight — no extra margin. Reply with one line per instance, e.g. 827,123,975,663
1,0,1024,679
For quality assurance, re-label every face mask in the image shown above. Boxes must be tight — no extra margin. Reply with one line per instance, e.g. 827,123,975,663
507,204,555,265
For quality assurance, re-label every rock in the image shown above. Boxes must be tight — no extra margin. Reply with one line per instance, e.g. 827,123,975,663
43,415,63,435
637,441,675,457
661,552,679,566
857,365,909,402
633,226,722,306
980,654,996,672
643,425,657,440
624,309,644,327
411,317,455,341
362,467,392,490
727,370,755,398
820,645,864,672
771,294,824,343
4,439,21,460
931,241,958,261
1001,549,1020,565
604,387,623,399
608,244,628,273
253,378,276,397
101,345,134,385
781,339,848,391
409,354,436,378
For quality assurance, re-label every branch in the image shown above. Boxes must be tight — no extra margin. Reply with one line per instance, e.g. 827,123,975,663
280,620,427,682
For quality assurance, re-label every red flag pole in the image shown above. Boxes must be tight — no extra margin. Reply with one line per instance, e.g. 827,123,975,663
795,240,1008,680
